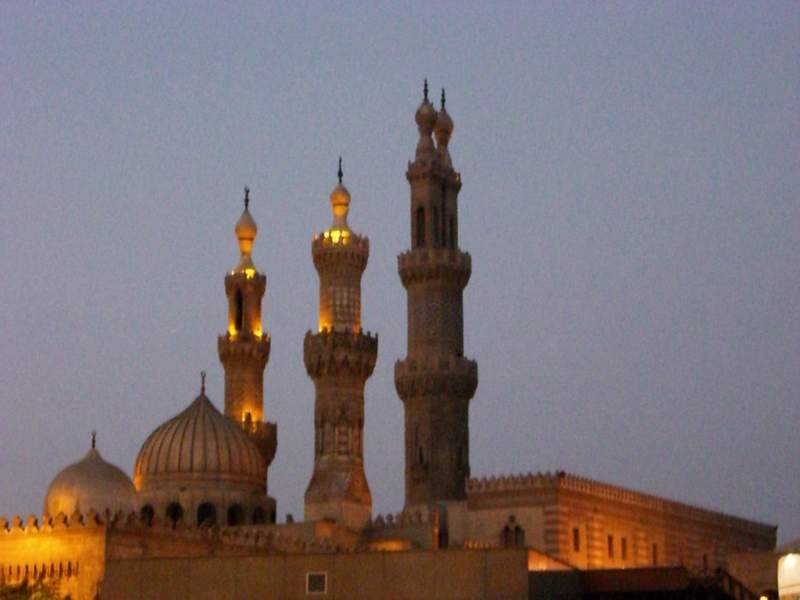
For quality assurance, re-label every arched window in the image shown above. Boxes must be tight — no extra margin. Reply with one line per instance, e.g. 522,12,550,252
196,502,217,526
270,509,276,524
227,504,245,526
166,502,184,526
449,216,456,249
514,526,525,547
502,525,512,547
433,207,441,247
415,207,426,248
140,504,154,526
252,507,266,525
235,290,244,332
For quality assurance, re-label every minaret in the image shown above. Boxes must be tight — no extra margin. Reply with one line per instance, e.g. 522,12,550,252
303,160,377,530
395,84,478,510
218,188,277,483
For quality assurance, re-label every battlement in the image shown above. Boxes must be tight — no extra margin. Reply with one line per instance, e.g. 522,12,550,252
394,355,478,399
467,471,777,538
405,159,462,188
304,330,378,378
398,248,471,287
217,332,271,362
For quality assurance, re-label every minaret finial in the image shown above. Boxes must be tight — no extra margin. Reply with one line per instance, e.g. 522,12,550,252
441,88,446,109
244,187,250,210
200,370,206,394
91,430,96,449
424,79,429,102
337,156,343,184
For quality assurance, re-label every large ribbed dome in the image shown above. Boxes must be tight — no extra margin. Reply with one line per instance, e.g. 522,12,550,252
44,445,137,517
134,392,265,490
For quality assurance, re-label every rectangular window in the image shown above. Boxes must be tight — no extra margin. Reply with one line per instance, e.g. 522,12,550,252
607,535,614,559
621,537,627,560
573,527,580,552
652,543,658,565
306,572,327,595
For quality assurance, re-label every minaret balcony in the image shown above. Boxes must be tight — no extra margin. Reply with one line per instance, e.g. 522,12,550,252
398,248,471,288
304,330,378,379
217,332,271,365
394,355,478,400
239,419,277,469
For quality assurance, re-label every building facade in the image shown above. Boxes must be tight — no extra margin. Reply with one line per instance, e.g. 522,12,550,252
0,85,779,600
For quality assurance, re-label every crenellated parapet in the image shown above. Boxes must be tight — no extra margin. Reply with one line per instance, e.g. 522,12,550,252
394,355,477,399
304,330,378,379
218,332,270,364
467,471,777,539
312,232,369,272
398,248,471,288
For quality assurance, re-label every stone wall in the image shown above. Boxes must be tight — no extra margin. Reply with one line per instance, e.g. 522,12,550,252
101,547,530,600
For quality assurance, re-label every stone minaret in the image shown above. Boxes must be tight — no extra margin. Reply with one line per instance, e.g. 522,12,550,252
304,161,377,530
395,84,478,510
218,189,278,492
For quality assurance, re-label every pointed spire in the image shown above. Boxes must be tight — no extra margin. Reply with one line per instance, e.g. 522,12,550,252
441,88,446,109
244,186,250,210
424,78,429,102
91,430,96,450
200,370,206,395
337,156,343,184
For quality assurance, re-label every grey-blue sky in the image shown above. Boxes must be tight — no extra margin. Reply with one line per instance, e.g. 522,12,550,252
1,3,797,542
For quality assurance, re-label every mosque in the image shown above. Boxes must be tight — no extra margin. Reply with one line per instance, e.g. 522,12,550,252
0,84,779,599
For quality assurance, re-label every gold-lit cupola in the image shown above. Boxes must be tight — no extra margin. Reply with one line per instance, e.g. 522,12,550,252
234,187,259,278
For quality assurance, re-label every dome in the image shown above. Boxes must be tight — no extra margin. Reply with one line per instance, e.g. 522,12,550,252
134,391,265,492
44,444,137,517
235,207,257,242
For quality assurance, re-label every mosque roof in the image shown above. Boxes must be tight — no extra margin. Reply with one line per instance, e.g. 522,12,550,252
44,440,137,517
133,388,265,491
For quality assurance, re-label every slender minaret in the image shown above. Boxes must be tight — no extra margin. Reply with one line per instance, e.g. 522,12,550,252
218,188,277,495
395,84,478,510
304,160,377,530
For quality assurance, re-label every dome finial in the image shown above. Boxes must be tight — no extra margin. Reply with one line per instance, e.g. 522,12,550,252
91,430,96,449
337,156,343,184
441,88,446,109
244,186,250,210
424,78,429,102
200,370,206,395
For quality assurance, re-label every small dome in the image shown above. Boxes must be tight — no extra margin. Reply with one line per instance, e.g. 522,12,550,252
415,78,437,131
329,158,351,230
415,98,437,131
44,445,137,517
235,207,257,242
435,106,453,142
134,391,265,491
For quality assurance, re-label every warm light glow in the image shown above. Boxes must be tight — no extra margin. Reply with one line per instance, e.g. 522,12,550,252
227,323,237,337
244,267,256,279
322,229,350,245
253,327,263,338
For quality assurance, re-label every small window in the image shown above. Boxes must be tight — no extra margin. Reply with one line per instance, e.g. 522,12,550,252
140,504,155,526
197,502,217,526
621,537,628,560
415,207,425,248
573,527,580,552
306,571,327,594
652,543,658,565
252,507,266,525
235,290,244,332
607,534,614,559
166,502,184,526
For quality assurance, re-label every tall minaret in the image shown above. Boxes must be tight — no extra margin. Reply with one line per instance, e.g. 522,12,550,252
218,188,277,494
304,160,377,530
395,84,478,510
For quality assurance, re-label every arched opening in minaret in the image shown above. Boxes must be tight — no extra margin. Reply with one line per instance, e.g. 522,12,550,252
415,206,426,248
197,502,217,526
165,502,184,526
227,504,245,526
433,207,441,247
252,507,266,524
140,504,154,526
234,290,244,332
449,216,456,249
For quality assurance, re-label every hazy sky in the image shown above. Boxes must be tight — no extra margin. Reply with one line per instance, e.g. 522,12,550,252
1,3,797,543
